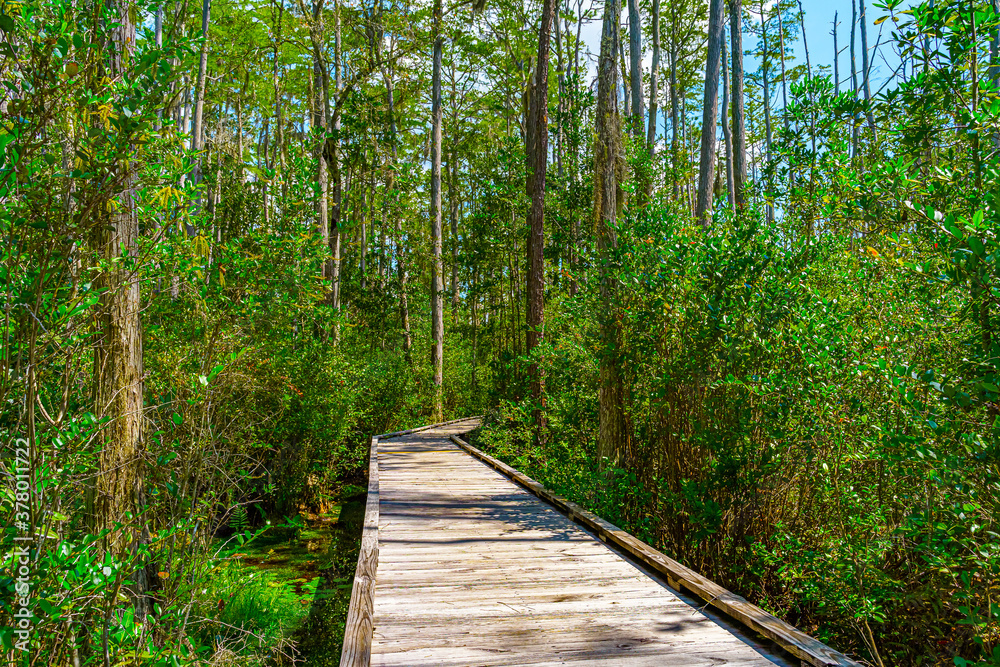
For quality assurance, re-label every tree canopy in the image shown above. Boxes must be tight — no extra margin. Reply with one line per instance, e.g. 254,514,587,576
1,0,999,664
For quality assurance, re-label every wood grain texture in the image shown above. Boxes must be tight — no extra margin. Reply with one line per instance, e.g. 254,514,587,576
340,418,479,667
450,434,863,667
365,421,788,667
339,436,380,667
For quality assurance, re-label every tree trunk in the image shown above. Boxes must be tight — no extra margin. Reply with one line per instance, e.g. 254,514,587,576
430,0,444,421
383,56,412,359
594,0,628,470
669,3,680,198
449,156,460,319
526,0,556,439
833,11,840,95
696,0,724,225
777,3,789,133
760,0,774,222
449,66,461,321
859,0,876,137
360,159,368,290
992,0,999,150
310,0,329,283
191,0,211,193
627,0,644,137
94,0,144,563
555,13,565,179
646,0,660,154
330,0,343,315
850,0,860,157
730,0,746,208
721,29,734,210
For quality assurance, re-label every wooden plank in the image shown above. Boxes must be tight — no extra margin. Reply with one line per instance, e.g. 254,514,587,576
375,416,481,440
340,436,380,667
340,419,480,667
370,428,778,667
371,640,772,667
450,434,861,667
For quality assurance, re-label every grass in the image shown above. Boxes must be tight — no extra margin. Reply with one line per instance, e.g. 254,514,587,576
196,495,365,665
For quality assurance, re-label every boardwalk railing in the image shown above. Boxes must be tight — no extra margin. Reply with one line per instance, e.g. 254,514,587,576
339,417,481,667
448,434,862,667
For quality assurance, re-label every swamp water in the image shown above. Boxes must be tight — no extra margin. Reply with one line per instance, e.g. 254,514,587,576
211,494,365,665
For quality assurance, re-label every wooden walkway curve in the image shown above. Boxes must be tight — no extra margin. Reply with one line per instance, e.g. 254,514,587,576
341,419,861,667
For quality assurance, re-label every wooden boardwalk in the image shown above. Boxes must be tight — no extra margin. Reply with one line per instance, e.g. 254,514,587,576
365,420,784,667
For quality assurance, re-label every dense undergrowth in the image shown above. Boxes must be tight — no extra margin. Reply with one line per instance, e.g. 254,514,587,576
478,211,1000,666
4,0,1000,664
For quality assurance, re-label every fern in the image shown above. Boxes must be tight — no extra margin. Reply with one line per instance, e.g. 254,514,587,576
228,506,250,533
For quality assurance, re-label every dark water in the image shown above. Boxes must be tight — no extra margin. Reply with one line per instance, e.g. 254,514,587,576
250,494,365,665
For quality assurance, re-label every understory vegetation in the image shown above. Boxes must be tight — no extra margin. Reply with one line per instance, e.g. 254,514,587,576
2,0,1000,664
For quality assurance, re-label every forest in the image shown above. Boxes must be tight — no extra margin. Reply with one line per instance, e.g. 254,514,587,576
2,0,999,663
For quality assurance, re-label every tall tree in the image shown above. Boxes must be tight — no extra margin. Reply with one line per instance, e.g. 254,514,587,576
430,0,445,420
331,0,343,316
593,0,629,468
94,0,144,556
695,0,724,224
669,2,681,198
191,0,212,196
760,0,774,220
721,27,735,209
646,0,661,154
626,0,644,136
850,0,860,156
859,0,876,137
730,0,746,207
833,11,840,95
776,0,789,132
526,0,557,438
307,0,329,284
385,56,413,359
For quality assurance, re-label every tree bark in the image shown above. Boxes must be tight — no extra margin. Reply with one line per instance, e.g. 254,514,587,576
330,0,343,316
430,0,444,421
526,0,556,439
777,2,789,133
850,0,860,157
721,28,734,210
833,11,840,95
760,0,774,221
191,0,211,193
669,3,680,198
94,0,144,562
383,54,412,359
594,0,628,470
859,0,876,137
696,0,724,225
449,157,460,318
310,0,329,283
730,0,746,208
626,0,644,137
646,0,660,154
449,68,461,321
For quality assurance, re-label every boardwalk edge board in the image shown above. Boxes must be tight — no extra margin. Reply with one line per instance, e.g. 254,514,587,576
340,417,480,667
449,434,863,667
375,415,481,440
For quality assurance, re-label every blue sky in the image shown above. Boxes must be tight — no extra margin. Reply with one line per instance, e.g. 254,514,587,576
575,0,909,92
794,0,908,91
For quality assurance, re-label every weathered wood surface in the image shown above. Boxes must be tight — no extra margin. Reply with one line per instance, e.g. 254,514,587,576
339,436,380,667
366,422,796,667
340,417,481,667
450,434,863,667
